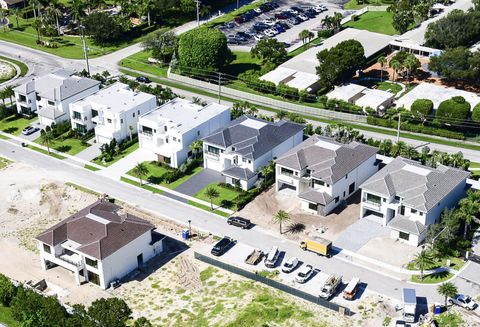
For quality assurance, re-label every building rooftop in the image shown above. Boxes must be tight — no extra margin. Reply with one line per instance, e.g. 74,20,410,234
140,98,230,133
73,82,156,114
276,135,378,184
14,69,100,101
360,157,470,212
388,214,427,236
355,88,395,109
203,116,304,160
396,82,480,110
326,84,367,102
36,200,155,260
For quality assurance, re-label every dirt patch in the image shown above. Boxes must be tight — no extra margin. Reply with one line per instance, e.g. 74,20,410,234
239,187,361,242
357,236,421,267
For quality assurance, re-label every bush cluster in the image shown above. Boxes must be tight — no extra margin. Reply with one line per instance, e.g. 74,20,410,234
436,96,471,124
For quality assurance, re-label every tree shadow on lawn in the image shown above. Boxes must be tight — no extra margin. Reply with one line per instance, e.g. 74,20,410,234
220,199,235,210
2,127,18,134
285,222,306,234
55,145,72,153
225,63,261,77
147,175,164,184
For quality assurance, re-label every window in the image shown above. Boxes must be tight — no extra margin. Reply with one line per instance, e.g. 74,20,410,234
366,193,381,205
48,100,55,106
76,124,87,133
137,110,140,115
207,145,220,155
133,113,135,117
308,203,318,211
91,109,98,118
18,94,27,102
400,206,405,215
394,196,400,201
232,147,236,151
85,257,98,268
242,157,247,163
335,197,339,203
36,93,40,101
166,137,169,143
313,179,325,187
43,243,51,254
164,126,167,132
173,137,177,142
197,131,200,136
345,173,348,179
107,118,112,123
120,119,123,124
411,209,417,214
248,160,251,164
87,271,100,286
73,111,81,120
349,182,355,194
281,167,294,177
419,212,423,216
399,231,410,241
142,126,153,136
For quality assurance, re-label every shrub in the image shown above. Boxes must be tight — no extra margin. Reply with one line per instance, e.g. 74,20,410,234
436,96,470,124
0,274,16,306
276,84,299,100
411,99,433,119
162,170,182,184
472,103,480,122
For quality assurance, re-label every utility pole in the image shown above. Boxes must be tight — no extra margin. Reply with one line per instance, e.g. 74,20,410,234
195,0,201,27
80,25,90,76
217,72,222,104
396,112,401,143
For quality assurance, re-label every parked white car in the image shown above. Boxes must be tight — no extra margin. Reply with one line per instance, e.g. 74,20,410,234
448,295,478,310
254,34,265,41
264,29,276,37
281,257,299,273
298,14,309,21
295,264,313,283
263,19,276,26
264,246,280,268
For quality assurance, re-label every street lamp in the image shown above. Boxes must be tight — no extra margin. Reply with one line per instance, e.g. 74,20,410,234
188,219,192,238
195,0,201,27
79,25,90,76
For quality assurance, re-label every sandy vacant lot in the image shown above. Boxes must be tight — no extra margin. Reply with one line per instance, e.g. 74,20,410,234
239,187,360,242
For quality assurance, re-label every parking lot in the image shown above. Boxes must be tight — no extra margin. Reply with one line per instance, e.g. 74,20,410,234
218,0,346,50
200,241,370,309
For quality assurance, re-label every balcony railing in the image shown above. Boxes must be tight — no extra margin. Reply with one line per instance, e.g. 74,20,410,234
58,252,82,267
205,151,220,157
364,199,381,207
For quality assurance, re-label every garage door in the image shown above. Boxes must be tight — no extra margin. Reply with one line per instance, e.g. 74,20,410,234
279,183,296,191
205,157,223,171
364,210,383,218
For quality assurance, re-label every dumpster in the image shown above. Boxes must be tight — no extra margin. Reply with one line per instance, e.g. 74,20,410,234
433,303,442,315
181,229,189,240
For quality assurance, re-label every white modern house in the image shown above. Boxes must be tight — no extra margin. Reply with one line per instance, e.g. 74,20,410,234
138,98,231,168
69,83,157,145
203,116,304,190
36,199,164,289
276,136,378,215
326,83,395,112
14,69,100,126
360,157,470,246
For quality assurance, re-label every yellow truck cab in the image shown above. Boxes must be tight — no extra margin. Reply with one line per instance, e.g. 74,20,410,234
300,236,332,257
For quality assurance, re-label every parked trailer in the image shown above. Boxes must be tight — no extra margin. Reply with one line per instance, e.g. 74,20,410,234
343,277,360,300
402,288,417,323
319,274,342,300
300,236,332,257
245,249,263,265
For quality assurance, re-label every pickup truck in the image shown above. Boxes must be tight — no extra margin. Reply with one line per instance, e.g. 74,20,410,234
245,249,263,265
319,274,342,300
448,294,478,310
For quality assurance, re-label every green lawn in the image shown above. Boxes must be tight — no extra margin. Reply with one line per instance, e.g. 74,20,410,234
469,162,480,168
119,50,169,78
92,142,139,167
34,133,89,156
194,183,244,211
0,115,37,136
0,56,29,76
28,145,67,160
344,11,397,35
127,161,204,189
187,200,231,218
121,176,164,195
224,51,263,77
354,79,403,94
204,2,263,28
406,256,465,271
0,305,20,327
411,271,453,284
343,0,392,10
84,164,101,171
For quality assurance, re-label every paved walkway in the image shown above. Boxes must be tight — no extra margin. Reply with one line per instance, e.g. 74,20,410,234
97,148,155,180
334,219,391,252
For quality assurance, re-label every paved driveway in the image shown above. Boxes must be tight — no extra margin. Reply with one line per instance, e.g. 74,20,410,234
75,143,101,161
174,168,224,197
97,148,156,180
334,219,391,252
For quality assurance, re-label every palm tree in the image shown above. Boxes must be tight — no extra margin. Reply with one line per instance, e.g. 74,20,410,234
450,152,463,168
276,110,287,120
299,29,311,45
2,85,14,106
70,0,86,25
413,248,435,281
401,145,418,160
458,190,480,238
246,106,258,116
390,141,407,157
141,0,157,27
32,18,43,42
378,139,393,155
29,0,39,19
40,128,54,154
12,8,20,28
205,186,219,211
321,15,334,30
133,162,149,186
404,55,420,80
377,56,386,82
272,210,290,234
332,12,343,30
47,0,62,35
437,282,458,307
389,60,402,81
189,140,203,158
259,161,274,183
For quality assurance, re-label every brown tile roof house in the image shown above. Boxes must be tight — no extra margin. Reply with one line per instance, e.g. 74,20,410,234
36,200,154,260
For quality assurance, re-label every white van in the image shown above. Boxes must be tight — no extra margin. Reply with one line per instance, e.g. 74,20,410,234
264,246,279,268
343,277,360,300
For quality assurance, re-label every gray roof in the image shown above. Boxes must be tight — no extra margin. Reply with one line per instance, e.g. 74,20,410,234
298,189,334,206
276,135,378,184
202,116,304,160
37,105,66,120
361,157,470,212
14,70,100,101
36,200,154,260
222,166,257,181
388,214,426,235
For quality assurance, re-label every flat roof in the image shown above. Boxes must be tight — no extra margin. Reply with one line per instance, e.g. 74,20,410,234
355,88,395,109
74,82,156,114
327,84,366,102
141,98,230,133
285,72,320,90
260,67,296,84
396,83,480,110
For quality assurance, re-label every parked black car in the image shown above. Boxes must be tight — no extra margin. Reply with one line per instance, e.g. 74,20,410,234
136,76,151,83
227,216,252,229
236,31,251,39
211,237,236,256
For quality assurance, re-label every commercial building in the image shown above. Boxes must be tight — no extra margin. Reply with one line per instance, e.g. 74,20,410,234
14,70,100,126
36,199,164,289
138,98,231,168
360,157,470,246
203,116,304,190
276,136,378,215
69,83,157,145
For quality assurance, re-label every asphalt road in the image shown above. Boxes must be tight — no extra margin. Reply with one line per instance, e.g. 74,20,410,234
1,139,480,305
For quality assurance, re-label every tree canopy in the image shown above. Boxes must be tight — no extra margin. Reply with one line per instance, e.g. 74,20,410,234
142,30,177,63
428,47,480,83
316,39,365,89
177,28,233,72
436,96,471,124
251,38,288,65
84,12,125,45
